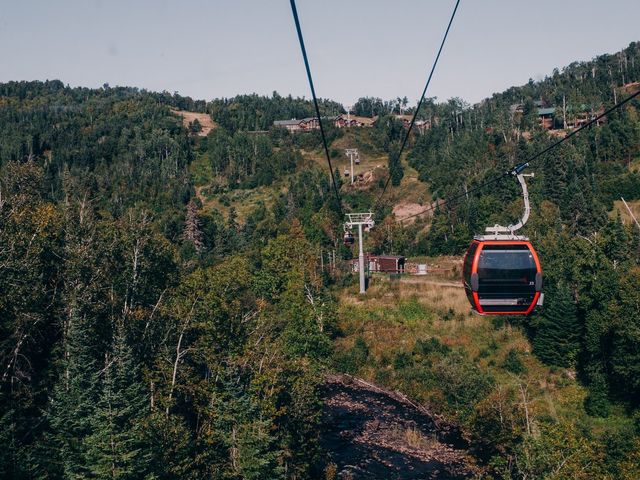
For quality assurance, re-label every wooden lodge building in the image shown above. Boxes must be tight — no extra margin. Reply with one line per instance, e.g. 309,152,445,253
273,113,432,133
273,117,320,132
510,100,607,131
273,114,376,132
537,107,555,130
333,113,377,128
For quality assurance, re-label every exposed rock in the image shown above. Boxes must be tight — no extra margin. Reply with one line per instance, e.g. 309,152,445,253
321,374,482,479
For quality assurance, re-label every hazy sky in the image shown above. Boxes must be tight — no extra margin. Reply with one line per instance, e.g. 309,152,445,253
1,1,638,107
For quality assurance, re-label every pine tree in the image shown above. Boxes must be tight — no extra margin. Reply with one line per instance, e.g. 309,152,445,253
49,308,100,478
138,412,193,479
532,283,581,367
85,326,149,479
333,167,342,189
584,369,610,417
601,214,629,265
609,269,640,404
49,199,108,477
389,147,404,186
188,118,202,134
193,367,282,479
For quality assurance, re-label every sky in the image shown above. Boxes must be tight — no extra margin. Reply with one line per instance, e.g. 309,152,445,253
1,0,638,107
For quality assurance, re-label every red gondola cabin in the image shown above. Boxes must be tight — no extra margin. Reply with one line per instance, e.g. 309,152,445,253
462,240,542,315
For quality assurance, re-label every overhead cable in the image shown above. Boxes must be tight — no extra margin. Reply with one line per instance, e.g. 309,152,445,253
374,0,461,213
399,88,640,223
289,0,343,213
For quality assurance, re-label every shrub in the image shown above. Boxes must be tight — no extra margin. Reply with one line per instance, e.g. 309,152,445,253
333,336,369,374
502,349,527,375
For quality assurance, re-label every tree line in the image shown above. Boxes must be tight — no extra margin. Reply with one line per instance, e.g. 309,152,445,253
1,40,639,477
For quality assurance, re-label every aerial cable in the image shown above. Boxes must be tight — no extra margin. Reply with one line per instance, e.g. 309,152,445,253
399,88,640,223
374,0,461,213
289,0,343,214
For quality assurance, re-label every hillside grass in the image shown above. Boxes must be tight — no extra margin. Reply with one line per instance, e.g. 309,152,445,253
189,127,433,223
299,129,389,182
302,128,431,209
189,145,295,222
332,271,624,438
611,199,640,226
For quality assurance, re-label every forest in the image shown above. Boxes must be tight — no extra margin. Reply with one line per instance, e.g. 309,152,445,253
1,42,639,479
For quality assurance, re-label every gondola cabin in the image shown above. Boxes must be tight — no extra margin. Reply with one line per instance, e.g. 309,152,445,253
343,231,355,247
463,239,542,315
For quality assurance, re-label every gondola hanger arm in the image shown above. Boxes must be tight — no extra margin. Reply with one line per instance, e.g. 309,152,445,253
483,168,533,239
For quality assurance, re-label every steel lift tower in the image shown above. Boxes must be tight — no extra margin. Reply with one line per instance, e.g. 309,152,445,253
345,148,358,185
344,212,375,294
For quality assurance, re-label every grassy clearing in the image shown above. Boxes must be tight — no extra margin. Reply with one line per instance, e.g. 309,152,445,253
301,128,430,204
333,271,591,431
171,109,216,136
190,151,285,222
333,269,638,469
189,127,433,223
611,199,640,226
195,183,283,222
387,154,431,205
299,137,388,184
331,128,384,157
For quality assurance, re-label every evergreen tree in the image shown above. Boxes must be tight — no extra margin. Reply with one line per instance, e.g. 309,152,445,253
532,282,580,367
188,118,202,134
584,369,610,417
601,214,629,265
388,147,404,186
200,368,283,479
49,308,100,477
85,326,149,479
49,200,107,477
609,269,640,404
141,413,195,479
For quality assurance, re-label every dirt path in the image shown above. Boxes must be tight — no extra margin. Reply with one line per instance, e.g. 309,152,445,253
401,277,463,288
321,375,480,479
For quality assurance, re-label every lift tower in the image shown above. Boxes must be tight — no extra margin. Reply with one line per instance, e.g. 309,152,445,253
345,148,358,185
344,212,375,294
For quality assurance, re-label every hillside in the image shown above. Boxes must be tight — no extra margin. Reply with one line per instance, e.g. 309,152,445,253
0,42,639,479
333,270,639,478
321,374,479,479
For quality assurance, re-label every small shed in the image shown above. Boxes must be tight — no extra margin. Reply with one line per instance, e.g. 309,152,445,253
348,254,406,273
370,255,406,273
